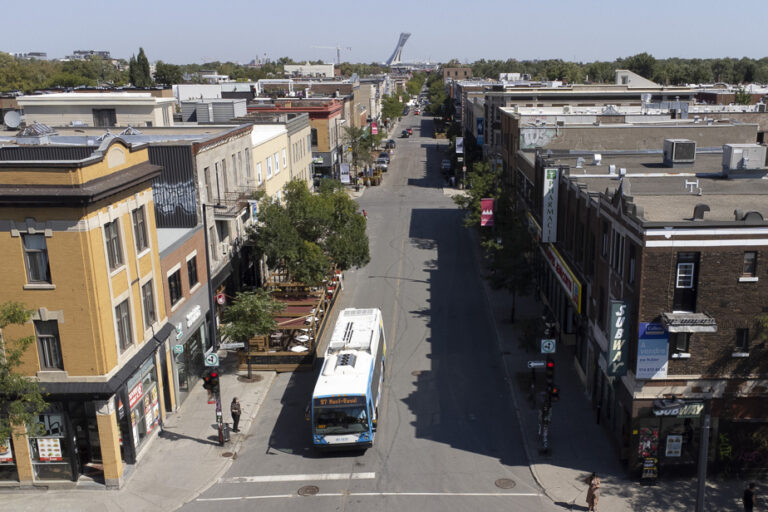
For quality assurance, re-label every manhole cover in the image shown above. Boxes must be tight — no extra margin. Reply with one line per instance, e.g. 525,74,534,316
495,478,516,489
238,375,263,383
298,485,319,496
411,370,422,376
221,452,234,458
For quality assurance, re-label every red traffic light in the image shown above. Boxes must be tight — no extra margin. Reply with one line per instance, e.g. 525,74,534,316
546,361,554,369
210,372,218,378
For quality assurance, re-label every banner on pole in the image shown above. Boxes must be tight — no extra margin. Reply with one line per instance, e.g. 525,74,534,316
480,198,495,226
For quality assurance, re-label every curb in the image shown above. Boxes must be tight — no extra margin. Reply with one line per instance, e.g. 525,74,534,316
177,371,277,509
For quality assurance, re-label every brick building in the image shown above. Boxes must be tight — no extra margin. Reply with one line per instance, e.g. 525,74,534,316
515,138,768,476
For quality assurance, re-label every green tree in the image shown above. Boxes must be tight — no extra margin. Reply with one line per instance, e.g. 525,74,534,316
251,181,369,285
153,61,183,85
219,290,284,344
129,48,152,87
128,55,138,86
343,126,375,175
381,93,404,122
734,87,752,105
621,52,656,79
0,301,48,441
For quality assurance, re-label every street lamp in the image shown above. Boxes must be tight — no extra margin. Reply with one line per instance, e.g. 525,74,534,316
202,203,227,351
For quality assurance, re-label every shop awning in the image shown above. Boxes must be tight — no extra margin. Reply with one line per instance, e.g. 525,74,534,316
661,312,717,333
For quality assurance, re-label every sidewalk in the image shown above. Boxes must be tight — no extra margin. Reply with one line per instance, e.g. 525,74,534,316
474,236,753,511
1,350,276,512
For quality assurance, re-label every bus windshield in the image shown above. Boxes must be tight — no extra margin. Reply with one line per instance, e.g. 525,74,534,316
314,406,369,435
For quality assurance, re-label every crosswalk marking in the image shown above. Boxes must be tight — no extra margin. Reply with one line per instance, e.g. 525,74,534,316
220,472,376,484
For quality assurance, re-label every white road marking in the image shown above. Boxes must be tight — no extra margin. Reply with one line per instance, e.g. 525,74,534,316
219,472,376,484
198,491,539,502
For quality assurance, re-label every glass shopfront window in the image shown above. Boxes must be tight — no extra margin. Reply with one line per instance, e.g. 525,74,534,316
0,435,18,481
124,357,160,453
29,403,74,481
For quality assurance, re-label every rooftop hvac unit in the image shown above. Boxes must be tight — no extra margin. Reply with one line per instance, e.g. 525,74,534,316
757,103,766,113
721,144,768,176
663,139,696,167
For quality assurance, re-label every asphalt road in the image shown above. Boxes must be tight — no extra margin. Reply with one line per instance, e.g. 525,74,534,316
181,113,553,512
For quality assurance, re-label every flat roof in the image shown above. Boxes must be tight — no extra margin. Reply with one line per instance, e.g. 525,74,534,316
17,92,176,106
537,151,768,224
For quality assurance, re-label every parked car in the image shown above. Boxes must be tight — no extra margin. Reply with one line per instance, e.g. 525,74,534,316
375,157,389,171
378,152,390,164
414,109,420,115
401,129,410,138
407,128,413,135
384,139,397,149
441,159,452,172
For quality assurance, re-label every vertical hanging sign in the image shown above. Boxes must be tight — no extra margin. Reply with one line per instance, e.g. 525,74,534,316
607,300,629,376
480,198,495,226
456,137,464,154
371,122,378,135
542,168,559,243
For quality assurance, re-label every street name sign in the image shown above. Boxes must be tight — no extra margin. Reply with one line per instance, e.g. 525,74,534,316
219,342,245,350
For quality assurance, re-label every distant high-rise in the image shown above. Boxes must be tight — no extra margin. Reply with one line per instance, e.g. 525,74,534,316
386,33,411,66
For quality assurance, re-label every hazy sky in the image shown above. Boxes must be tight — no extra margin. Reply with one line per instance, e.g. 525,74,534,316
4,0,767,64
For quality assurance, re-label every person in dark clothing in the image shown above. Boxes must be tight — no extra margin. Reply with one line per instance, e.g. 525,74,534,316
744,482,756,512
230,397,242,433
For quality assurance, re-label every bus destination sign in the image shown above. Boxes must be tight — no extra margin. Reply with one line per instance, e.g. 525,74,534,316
314,396,364,407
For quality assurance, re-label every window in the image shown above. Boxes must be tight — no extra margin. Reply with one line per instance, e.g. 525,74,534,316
611,230,625,275
187,256,198,287
274,153,280,174
736,328,750,352
676,262,695,288
115,300,133,352
168,269,183,306
104,220,123,270
22,234,51,283
238,152,243,181
256,162,263,184
139,281,155,329
598,287,606,329
245,148,252,178
742,251,757,277
204,167,213,202
671,333,690,353
282,148,287,168
92,108,116,127
266,158,273,179
132,207,148,252
35,320,63,370
601,221,609,258
311,129,318,147
232,154,238,186
628,244,636,284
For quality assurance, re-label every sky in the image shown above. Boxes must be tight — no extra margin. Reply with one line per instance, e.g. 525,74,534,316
3,0,768,65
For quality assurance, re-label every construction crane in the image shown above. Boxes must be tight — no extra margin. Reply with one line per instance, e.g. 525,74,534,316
311,45,352,65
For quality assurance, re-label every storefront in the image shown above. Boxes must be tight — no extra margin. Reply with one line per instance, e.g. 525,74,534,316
118,356,161,461
0,437,16,481
168,288,210,406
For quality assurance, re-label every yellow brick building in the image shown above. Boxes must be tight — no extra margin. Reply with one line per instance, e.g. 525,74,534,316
0,133,174,488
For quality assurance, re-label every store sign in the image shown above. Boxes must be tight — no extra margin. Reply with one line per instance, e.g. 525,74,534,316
456,137,464,154
186,304,202,328
542,168,559,243
607,301,629,376
340,163,351,184
480,198,495,226
636,323,669,379
653,402,704,418
540,243,582,314
36,438,62,461
128,382,144,409
476,118,484,146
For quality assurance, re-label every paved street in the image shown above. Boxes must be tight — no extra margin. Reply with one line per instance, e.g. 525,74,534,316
180,113,550,511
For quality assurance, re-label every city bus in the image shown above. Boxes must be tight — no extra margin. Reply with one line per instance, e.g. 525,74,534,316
310,308,386,450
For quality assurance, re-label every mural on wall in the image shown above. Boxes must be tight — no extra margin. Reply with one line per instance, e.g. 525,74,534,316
520,127,556,149
153,178,199,227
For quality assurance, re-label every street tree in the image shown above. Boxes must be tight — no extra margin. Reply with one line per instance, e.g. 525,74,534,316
381,93,404,122
0,301,48,441
250,181,369,285
343,125,375,176
734,87,752,105
219,290,284,344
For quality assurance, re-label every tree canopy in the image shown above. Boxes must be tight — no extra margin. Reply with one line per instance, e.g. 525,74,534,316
0,301,48,441
249,180,370,285
219,290,285,343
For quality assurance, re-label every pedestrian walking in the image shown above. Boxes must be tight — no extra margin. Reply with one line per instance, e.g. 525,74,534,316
743,482,757,512
230,397,242,433
362,209,368,220
585,472,600,512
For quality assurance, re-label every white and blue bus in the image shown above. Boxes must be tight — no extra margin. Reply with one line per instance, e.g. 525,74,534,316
311,308,386,450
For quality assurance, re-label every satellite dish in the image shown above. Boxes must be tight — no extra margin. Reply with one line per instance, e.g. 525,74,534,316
4,111,21,129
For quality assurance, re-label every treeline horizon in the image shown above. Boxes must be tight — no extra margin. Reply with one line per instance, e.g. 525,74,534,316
2,51,768,94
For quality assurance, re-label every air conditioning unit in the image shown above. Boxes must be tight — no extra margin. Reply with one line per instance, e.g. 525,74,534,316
722,143,768,175
663,139,696,167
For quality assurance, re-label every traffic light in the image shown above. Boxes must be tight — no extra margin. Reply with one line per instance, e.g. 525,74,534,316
209,371,220,396
550,385,560,402
545,357,555,402
202,374,213,391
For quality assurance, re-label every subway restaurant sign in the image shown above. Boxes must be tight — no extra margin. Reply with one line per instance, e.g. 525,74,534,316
540,243,582,314
607,300,629,376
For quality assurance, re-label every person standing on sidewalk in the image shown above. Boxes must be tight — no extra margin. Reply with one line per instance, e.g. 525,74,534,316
743,482,757,512
585,472,600,512
230,397,242,433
